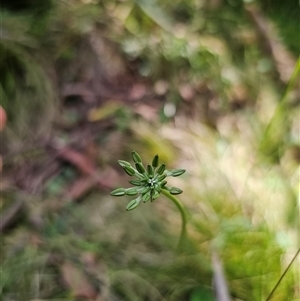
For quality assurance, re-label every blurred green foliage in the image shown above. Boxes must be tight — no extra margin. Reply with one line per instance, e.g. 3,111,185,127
1,0,299,300
259,0,299,55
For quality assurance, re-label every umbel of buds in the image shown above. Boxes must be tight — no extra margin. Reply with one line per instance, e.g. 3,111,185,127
111,151,186,211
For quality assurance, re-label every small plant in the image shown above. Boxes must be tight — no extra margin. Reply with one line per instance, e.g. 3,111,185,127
111,151,187,247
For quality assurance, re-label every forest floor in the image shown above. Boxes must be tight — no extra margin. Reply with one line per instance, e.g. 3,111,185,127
1,1,299,300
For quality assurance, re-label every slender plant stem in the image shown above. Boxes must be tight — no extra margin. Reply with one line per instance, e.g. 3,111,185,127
161,189,187,249
279,57,300,105
265,247,300,301
263,58,300,135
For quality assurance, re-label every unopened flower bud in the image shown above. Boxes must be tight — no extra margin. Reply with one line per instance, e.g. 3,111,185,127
131,150,142,163
152,154,159,168
110,188,126,196
135,162,146,174
169,187,183,195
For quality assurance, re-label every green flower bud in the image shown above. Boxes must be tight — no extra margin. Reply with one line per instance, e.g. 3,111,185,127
139,179,149,185
151,190,160,202
118,160,132,168
140,186,151,194
135,162,146,174
167,169,186,177
156,163,166,175
157,174,167,181
142,192,151,203
147,164,154,177
162,186,171,192
152,154,159,168
110,188,126,196
126,197,141,211
149,190,153,202
125,187,138,196
154,185,161,193
169,187,183,195
160,180,167,188
129,179,142,186
112,152,186,208
123,166,136,176
131,150,142,163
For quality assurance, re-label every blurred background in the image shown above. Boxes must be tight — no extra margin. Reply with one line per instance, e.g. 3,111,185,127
0,0,299,300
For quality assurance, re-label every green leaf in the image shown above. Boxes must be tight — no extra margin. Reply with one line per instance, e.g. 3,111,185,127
136,0,173,33
169,187,183,195
152,154,159,168
110,188,126,196
189,287,215,301
88,103,122,122
126,198,141,211
131,150,142,163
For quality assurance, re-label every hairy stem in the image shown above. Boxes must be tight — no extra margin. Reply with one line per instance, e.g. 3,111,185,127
161,189,187,250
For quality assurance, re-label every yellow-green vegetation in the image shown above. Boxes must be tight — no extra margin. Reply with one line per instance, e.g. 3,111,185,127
1,0,299,300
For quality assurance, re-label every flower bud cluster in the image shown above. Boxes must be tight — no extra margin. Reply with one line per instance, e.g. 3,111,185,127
111,151,186,211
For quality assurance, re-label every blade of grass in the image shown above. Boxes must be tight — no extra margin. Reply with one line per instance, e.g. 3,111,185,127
265,247,300,301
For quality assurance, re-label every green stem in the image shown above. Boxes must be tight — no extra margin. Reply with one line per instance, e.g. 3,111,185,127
265,246,300,301
279,57,300,105
161,189,187,250
263,58,300,134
